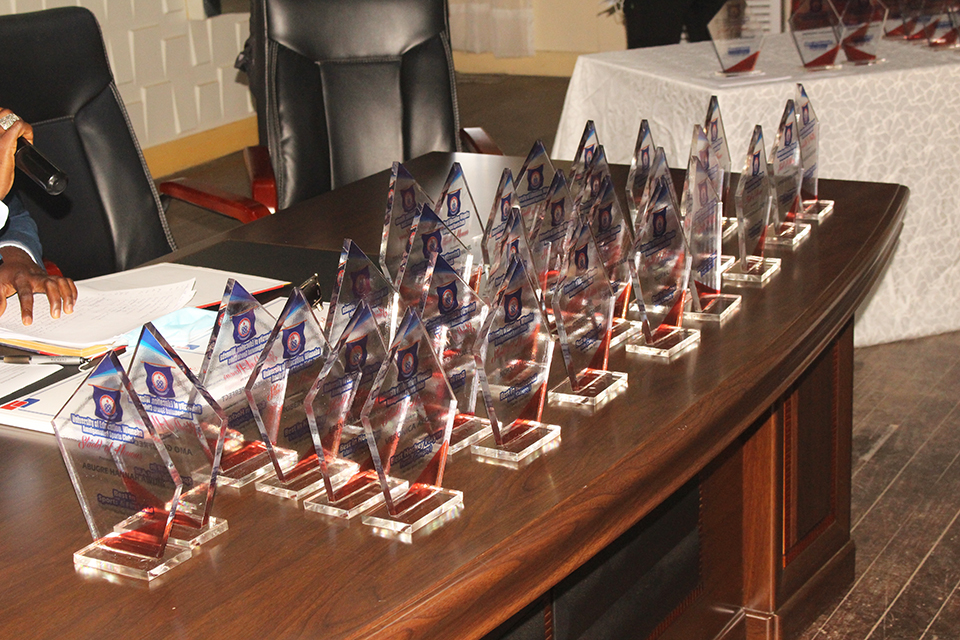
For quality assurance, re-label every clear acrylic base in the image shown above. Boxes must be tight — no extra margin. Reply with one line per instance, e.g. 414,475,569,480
114,509,228,548
608,316,642,348
361,484,464,538
449,414,493,454
719,254,736,273
217,443,297,489
799,199,835,221
684,293,741,323
721,216,738,240
549,369,628,411
723,256,782,286
302,472,408,520
74,537,192,581
626,326,700,360
766,222,811,248
255,457,357,501
471,419,562,465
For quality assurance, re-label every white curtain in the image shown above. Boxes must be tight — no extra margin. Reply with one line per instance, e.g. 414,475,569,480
448,0,535,58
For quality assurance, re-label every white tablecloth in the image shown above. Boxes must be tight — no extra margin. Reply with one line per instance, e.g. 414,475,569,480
554,33,960,347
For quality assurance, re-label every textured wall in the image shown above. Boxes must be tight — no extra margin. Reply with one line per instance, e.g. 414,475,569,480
0,0,253,149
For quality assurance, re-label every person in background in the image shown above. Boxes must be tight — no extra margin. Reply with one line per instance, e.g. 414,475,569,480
0,108,77,325
622,0,728,48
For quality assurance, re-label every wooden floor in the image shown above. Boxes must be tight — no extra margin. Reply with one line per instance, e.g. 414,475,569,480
157,73,958,640
799,329,960,640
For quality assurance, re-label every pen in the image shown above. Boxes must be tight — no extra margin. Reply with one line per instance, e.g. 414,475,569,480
3,355,86,366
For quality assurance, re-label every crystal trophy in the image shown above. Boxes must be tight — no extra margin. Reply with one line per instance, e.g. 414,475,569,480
472,256,561,465
325,240,401,345
575,144,613,219
767,99,811,248
127,324,228,547
568,120,600,201
633,146,679,237
708,0,766,75
626,119,657,230
516,140,558,229
436,162,485,288
244,288,337,500
795,84,834,221
528,170,575,298
789,0,843,70
903,0,939,41
704,96,738,244
199,279,293,488
422,256,492,452
549,218,627,410
303,302,404,519
923,2,960,46
53,353,193,580
724,125,782,285
482,168,520,274
395,203,444,312
380,162,433,285
840,0,889,61
627,173,700,360
483,206,539,305
359,309,463,538
885,0,915,37
681,124,737,262
588,176,641,346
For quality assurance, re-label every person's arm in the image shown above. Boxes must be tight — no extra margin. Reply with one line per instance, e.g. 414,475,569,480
0,108,77,325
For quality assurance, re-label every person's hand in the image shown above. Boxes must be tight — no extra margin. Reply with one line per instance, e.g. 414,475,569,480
0,246,77,325
0,109,32,201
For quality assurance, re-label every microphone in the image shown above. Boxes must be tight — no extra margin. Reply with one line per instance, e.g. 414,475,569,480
15,137,67,196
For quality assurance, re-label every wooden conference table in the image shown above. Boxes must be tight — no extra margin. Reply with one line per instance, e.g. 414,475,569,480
0,153,906,640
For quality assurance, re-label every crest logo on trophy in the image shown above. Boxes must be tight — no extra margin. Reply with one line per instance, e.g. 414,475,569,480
282,321,305,358
504,288,522,323
528,165,544,191
93,386,123,422
232,309,257,343
446,189,461,217
351,266,372,298
438,281,459,314
396,343,420,381
345,336,368,373
401,186,417,213
144,363,175,398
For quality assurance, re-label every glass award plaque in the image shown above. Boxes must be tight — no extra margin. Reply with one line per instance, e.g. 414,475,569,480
795,84,835,221
549,218,627,411
359,309,463,538
840,0,889,61
884,0,914,37
53,353,193,580
704,96,738,241
768,100,812,248
682,157,741,323
516,140,558,228
473,256,561,465
903,0,939,41
482,168,521,274
708,0,766,75
422,256,492,453
484,206,539,306
127,325,228,547
789,0,843,70
395,203,445,313
325,240,401,345
244,288,336,500
923,3,960,47
568,120,600,202
588,176,641,347
380,162,433,286
528,170,575,298
199,279,292,488
626,119,657,231
303,302,405,519
575,144,613,220
627,174,700,360
724,125,782,285
436,162,485,288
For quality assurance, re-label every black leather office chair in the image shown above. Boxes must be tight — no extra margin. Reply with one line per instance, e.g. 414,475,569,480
0,7,268,280
240,0,500,211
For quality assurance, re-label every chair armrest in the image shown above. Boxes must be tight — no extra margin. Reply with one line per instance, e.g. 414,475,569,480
243,145,278,212
460,127,504,155
158,178,271,224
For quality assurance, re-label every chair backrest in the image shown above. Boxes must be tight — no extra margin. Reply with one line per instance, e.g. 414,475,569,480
0,7,175,280
247,0,460,209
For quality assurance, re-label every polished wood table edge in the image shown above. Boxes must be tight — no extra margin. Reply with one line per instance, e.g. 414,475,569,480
343,180,911,639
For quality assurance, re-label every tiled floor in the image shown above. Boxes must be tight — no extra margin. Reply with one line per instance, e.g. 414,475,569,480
157,73,960,640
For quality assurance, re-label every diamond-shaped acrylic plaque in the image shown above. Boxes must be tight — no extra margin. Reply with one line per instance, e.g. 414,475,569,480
245,288,336,501
682,157,741,323
840,0,889,61
326,240,401,345
626,119,656,229
550,218,627,411
381,162,433,286
725,125,782,286
483,207,539,306
575,144,613,221
422,256,492,453
789,0,843,70
302,302,402,519
903,1,939,42
922,4,959,47
795,84,835,221
627,172,700,360
199,280,291,488
395,203,448,313
768,100,812,249
708,0,766,75
483,168,521,274
53,353,193,580
568,120,601,202
127,325,228,547
359,309,463,538
473,257,561,464
704,96,738,241
516,140,558,227
435,162,485,286
528,170,575,299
